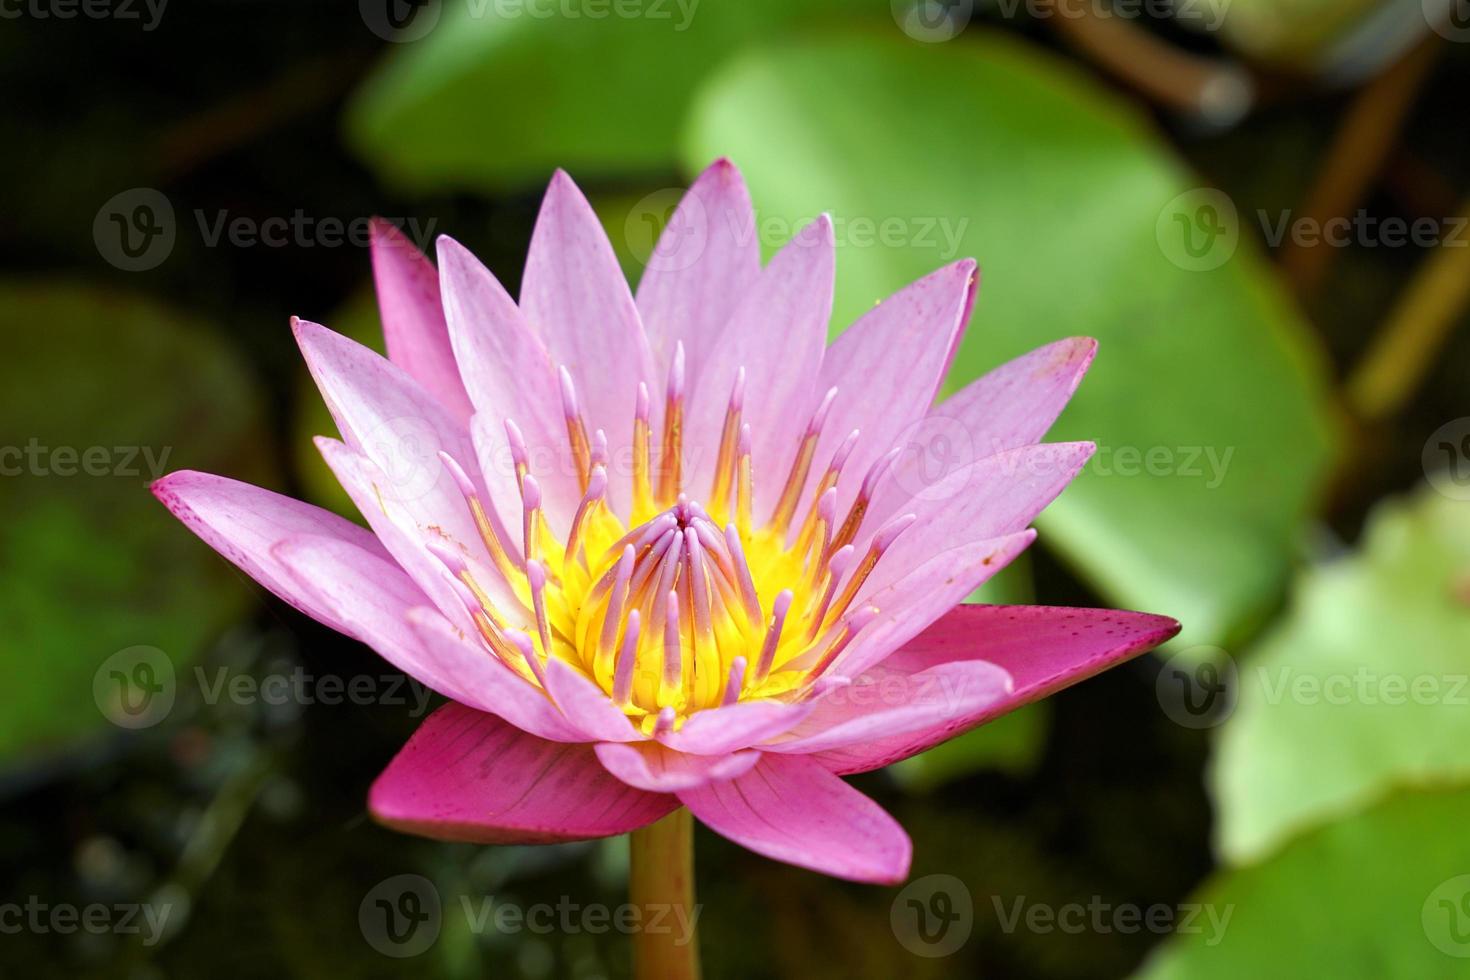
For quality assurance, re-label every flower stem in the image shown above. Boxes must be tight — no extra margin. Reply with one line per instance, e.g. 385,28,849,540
629,807,701,980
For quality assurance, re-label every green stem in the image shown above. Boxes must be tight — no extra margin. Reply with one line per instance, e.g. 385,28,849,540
629,808,701,980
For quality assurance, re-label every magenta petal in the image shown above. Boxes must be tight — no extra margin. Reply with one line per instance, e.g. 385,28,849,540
655,699,815,756
542,658,643,743
594,741,759,792
151,470,393,628
369,219,474,423
437,237,581,529
762,659,1012,755
813,259,977,520
685,216,834,515
520,170,656,504
634,158,761,381
833,529,1037,681
406,610,590,743
370,703,676,844
815,604,1180,774
677,754,911,884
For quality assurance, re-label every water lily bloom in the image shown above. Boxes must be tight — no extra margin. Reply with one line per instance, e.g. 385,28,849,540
153,161,1178,886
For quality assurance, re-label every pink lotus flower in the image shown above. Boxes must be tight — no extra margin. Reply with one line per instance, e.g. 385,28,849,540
153,161,1177,887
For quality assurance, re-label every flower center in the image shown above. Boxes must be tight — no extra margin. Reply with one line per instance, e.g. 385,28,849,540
430,346,914,731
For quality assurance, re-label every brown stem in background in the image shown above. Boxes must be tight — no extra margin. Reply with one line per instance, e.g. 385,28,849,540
1347,195,1470,421
1046,5,1253,125
1279,36,1441,297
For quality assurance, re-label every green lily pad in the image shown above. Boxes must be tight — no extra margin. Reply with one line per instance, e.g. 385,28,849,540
0,283,269,761
680,31,1340,649
1137,786,1470,978
344,0,865,193
1212,487,1470,863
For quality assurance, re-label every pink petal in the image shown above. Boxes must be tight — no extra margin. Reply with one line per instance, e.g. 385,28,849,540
859,442,1095,603
685,216,834,515
873,338,1096,528
370,703,676,844
655,699,815,756
406,611,590,743
677,754,911,884
437,237,581,530
151,470,393,629
520,170,657,509
370,219,474,422
815,604,1180,774
811,259,978,521
833,529,1037,681
594,741,760,792
762,659,1012,755
542,658,643,743
634,158,761,381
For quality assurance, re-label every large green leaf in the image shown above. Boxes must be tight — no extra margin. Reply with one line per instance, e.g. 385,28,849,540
681,31,1339,647
1211,487,1470,863
1137,786,1470,978
0,283,268,760
345,0,870,193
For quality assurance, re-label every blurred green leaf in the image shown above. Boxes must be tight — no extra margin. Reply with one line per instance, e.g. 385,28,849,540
344,0,873,193
681,31,1340,648
1212,486,1470,863
0,282,269,761
1136,785,1470,978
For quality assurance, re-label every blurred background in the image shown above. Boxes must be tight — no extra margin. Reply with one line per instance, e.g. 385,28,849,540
2,1,1469,977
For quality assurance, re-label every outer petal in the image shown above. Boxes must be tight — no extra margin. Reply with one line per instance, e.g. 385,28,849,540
830,529,1037,681
437,237,581,530
594,741,760,792
859,442,1095,602
872,337,1097,527
677,754,911,884
151,470,393,629
655,699,815,756
685,216,834,516
407,610,591,744
370,219,474,422
520,169,657,514
370,703,676,844
761,659,1012,756
814,604,1181,774
811,259,978,521
634,158,761,381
